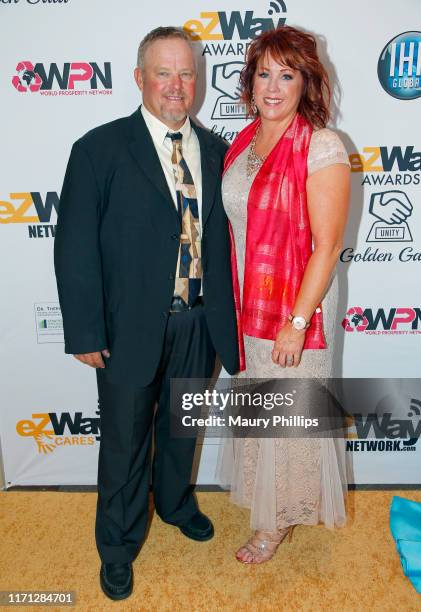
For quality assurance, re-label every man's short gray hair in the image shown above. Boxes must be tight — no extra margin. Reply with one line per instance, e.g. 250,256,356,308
137,26,194,70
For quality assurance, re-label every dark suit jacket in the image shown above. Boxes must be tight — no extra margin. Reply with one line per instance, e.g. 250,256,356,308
54,108,240,386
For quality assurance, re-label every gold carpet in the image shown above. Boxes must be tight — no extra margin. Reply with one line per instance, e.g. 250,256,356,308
0,490,420,612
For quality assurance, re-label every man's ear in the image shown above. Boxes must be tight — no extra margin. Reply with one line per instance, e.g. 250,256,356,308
134,67,143,92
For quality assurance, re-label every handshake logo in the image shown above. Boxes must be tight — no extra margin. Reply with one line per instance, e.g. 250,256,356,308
367,190,413,243
211,61,247,120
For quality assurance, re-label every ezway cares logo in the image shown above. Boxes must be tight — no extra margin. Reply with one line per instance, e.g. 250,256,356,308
0,192,59,238
342,306,421,335
12,60,112,96
378,31,421,100
183,1,287,42
16,411,100,454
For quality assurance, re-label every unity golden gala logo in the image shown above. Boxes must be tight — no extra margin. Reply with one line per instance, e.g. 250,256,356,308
16,412,100,454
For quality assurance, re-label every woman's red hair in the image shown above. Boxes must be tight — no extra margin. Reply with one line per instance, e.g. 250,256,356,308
240,26,331,129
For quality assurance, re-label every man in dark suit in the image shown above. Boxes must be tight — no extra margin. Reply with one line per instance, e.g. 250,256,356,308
54,26,239,601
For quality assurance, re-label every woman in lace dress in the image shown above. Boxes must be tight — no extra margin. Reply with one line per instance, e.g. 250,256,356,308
219,26,350,563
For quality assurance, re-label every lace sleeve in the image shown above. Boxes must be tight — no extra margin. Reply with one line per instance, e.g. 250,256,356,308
308,128,350,176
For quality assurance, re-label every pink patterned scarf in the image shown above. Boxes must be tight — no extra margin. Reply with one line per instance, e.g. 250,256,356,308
225,113,326,368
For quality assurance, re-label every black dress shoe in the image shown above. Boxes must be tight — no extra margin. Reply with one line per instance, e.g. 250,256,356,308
100,563,133,601
179,511,214,541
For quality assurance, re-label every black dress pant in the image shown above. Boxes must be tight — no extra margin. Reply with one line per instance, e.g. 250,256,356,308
95,303,216,563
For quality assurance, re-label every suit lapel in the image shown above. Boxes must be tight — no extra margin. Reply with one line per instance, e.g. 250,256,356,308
128,109,180,227
192,122,219,229
127,110,220,230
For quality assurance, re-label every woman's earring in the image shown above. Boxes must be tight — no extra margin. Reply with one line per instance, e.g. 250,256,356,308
251,93,258,115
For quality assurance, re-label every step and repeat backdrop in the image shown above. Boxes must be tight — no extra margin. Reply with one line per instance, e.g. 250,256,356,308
0,0,420,487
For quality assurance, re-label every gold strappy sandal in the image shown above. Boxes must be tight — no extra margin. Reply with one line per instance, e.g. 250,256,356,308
235,526,295,564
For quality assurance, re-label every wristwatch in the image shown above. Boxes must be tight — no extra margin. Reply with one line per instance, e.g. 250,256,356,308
288,313,310,330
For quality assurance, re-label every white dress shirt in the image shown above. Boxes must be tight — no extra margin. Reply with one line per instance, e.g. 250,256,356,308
140,104,203,235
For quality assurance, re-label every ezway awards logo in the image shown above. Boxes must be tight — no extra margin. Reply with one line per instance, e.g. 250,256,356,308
183,2,287,42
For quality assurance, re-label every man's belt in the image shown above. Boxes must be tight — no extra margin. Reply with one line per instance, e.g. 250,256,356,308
169,296,203,313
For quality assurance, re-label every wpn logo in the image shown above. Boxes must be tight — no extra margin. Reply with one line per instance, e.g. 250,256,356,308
12,60,112,96
0,192,59,238
366,190,413,243
183,1,287,41
16,411,100,454
342,307,421,335
378,31,421,100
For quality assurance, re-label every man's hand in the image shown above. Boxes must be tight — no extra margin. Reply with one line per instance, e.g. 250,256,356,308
74,349,110,369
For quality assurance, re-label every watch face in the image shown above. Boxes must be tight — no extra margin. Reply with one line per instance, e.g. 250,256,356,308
293,316,306,330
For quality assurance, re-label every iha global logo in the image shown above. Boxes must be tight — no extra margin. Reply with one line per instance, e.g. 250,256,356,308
16,411,100,454
12,60,112,96
0,191,59,238
342,306,421,335
346,398,420,453
378,31,421,100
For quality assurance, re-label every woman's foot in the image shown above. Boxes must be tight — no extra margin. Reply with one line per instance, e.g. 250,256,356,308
235,527,294,564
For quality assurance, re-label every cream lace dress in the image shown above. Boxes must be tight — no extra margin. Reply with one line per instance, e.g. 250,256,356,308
218,128,350,531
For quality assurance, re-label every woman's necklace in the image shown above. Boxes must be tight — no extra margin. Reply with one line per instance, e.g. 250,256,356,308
246,127,267,179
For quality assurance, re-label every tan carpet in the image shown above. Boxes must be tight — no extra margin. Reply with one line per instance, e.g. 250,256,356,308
0,491,420,611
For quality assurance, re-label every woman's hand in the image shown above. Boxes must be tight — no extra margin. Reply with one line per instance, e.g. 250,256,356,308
272,324,306,368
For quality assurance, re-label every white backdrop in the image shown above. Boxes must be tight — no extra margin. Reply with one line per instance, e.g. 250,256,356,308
1,0,420,487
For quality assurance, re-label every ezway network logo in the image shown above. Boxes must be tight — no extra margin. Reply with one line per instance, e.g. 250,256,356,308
183,2,287,41
16,411,100,454
378,31,421,100
12,60,112,96
346,398,421,452
0,192,59,238
342,307,421,335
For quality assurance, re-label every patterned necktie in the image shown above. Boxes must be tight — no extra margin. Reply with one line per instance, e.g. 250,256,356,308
167,132,202,306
